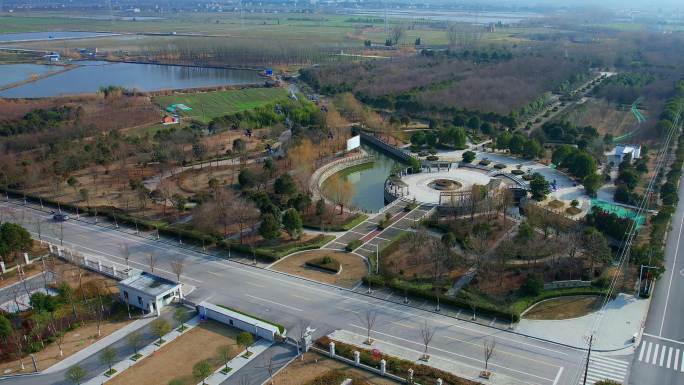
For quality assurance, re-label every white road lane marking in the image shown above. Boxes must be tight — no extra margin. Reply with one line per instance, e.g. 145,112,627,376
675,348,680,371
3,202,574,362
245,294,303,312
645,342,653,363
660,204,684,336
552,367,563,385
660,345,666,366
667,347,673,368
638,342,646,361
290,294,312,301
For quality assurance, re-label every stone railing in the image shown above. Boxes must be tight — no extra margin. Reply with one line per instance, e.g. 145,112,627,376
47,243,133,280
309,152,375,209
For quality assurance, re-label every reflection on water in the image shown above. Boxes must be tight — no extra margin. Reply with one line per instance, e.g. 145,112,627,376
323,144,404,212
0,64,57,88
0,61,261,98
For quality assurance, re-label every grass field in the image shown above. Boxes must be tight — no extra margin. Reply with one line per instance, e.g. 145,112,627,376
153,87,289,123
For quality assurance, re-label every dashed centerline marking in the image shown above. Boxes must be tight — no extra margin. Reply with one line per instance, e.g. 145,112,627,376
245,294,303,312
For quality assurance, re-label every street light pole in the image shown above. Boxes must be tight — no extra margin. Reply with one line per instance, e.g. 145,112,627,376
582,335,593,385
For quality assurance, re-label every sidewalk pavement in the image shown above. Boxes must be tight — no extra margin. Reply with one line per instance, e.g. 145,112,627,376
329,329,530,385
43,315,157,374
200,339,273,385
516,293,649,351
221,343,298,385
83,316,201,384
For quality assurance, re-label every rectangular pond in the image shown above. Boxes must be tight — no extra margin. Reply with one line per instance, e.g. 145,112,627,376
0,63,59,88
0,31,119,43
0,61,262,98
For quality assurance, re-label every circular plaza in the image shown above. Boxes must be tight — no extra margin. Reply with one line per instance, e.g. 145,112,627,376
387,166,511,206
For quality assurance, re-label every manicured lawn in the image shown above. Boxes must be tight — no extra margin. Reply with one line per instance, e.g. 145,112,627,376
154,87,289,123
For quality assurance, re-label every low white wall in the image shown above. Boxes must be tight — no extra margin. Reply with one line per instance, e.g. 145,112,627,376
197,301,283,342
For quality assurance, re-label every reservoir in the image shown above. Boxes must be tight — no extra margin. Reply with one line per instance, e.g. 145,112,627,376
0,61,261,98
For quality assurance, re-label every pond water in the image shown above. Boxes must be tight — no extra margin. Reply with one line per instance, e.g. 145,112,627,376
348,9,540,24
322,144,404,212
0,31,119,42
0,61,261,98
0,63,58,88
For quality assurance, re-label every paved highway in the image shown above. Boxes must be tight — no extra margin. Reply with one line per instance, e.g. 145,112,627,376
629,161,684,385
0,200,601,385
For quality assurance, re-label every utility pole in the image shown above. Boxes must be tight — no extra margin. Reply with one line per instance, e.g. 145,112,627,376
582,335,593,385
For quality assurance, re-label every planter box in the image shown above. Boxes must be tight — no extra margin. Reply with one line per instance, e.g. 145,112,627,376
220,367,233,375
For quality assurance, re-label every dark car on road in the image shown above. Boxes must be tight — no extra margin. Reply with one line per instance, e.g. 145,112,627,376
53,213,69,222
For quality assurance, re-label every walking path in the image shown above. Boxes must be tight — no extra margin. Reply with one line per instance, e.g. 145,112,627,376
83,315,201,384
329,329,530,385
44,316,157,374
516,293,649,351
201,339,273,385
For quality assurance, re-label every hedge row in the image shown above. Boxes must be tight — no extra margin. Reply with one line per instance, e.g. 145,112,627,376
304,213,367,232
2,188,333,262
365,274,609,321
223,234,335,262
317,336,477,385
363,275,518,321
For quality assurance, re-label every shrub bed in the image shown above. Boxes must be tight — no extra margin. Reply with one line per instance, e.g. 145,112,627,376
225,234,335,262
346,239,362,251
306,213,369,232
511,169,525,175
305,256,341,273
317,337,477,385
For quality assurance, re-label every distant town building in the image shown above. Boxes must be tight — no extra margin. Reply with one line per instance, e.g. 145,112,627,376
118,272,182,316
44,53,60,62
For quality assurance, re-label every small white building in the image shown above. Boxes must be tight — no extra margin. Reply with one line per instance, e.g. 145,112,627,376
118,272,182,316
606,144,641,166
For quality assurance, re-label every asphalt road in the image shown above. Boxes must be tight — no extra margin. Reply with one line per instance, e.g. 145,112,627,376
629,161,684,385
0,200,591,385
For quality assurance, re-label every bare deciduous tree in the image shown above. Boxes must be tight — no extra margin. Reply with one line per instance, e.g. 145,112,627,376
419,321,435,361
390,24,406,45
170,257,184,283
120,243,131,268
483,338,496,373
359,309,378,345
147,252,157,273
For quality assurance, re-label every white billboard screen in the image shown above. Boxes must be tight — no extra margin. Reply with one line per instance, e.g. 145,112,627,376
346,135,361,151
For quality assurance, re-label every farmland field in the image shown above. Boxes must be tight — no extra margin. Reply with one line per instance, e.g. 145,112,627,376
153,87,289,123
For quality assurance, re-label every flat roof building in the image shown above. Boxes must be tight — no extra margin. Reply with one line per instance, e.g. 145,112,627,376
118,272,182,316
